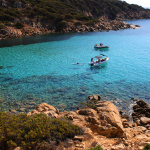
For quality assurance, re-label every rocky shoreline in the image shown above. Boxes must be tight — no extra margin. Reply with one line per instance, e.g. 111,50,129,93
0,20,140,40
12,94,150,150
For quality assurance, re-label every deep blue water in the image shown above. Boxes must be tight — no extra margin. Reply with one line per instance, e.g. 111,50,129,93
0,19,150,113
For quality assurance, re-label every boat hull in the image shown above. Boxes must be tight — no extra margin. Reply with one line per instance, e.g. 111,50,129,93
89,57,109,67
94,46,109,49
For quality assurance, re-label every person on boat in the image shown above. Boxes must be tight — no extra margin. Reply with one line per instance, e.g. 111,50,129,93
100,43,103,46
91,58,93,62
98,58,101,63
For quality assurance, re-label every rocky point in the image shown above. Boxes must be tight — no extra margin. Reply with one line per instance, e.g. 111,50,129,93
26,94,150,150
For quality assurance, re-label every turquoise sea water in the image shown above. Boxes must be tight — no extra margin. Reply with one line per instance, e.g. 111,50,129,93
0,19,150,113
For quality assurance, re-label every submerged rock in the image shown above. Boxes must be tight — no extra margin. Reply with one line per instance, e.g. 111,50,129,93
0,66,4,69
88,94,101,101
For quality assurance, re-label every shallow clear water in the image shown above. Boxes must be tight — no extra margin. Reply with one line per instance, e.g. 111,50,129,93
0,19,150,113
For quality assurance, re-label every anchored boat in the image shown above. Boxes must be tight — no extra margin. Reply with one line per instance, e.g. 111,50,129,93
89,54,109,67
94,43,109,49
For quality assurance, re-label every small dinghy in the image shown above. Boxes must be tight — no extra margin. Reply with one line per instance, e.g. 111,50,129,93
94,43,109,49
88,54,109,67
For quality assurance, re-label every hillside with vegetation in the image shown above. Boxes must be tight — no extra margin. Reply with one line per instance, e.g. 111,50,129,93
0,112,83,150
0,0,150,39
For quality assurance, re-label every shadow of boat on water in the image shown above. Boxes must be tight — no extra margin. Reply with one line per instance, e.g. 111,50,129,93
86,63,108,74
93,47,109,52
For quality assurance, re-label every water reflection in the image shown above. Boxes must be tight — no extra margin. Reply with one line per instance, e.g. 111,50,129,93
0,33,74,48
86,64,108,73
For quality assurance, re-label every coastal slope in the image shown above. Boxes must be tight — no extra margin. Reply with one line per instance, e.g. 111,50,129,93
0,0,150,39
2,94,150,150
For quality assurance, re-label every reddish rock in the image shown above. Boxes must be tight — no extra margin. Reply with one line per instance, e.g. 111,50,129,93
78,108,97,117
27,99,150,150
36,102,56,112
28,102,58,118
140,117,150,125
96,101,124,137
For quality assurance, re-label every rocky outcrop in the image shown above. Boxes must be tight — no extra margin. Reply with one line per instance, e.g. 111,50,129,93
0,25,51,40
95,101,124,137
26,96,150,150
61,20,139,33
0,20,140,40
116,10,150,20
27,102,59,118
140,117,150,125
132,100,150,128
0,0,8,7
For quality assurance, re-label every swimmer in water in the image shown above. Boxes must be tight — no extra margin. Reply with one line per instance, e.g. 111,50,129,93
73,63,84,65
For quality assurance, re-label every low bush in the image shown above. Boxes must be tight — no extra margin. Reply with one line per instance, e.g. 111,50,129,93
13,22,24,29
76,15,92,21
55,20,67,31
0,24,5,29
0,14,14,22
143,143,150,150
0,112,82,150
65,14,74,20
86,19,99,25
89,145,103,150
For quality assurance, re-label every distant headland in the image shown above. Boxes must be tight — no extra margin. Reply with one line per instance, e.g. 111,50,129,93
0,0,150,40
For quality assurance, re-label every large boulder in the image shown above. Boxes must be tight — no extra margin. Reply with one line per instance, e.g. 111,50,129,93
96,101,124,137
78,108,97,117
36,102,56,112
136,100,150,109
88,94,101,101
140,117,150,125
132,100,150,124
28,103,58,118
76,101,125,138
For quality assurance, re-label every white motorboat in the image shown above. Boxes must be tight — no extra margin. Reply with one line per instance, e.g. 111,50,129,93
89,54,109,67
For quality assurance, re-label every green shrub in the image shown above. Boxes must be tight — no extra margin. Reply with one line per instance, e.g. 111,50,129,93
0,112,82,150
0,14,14,21
0,24,5,29
86,19,99,25
76,15,92,21
0,0,147,27
13,22,24,29
143,143,150,150
65,14,74,20
74,21,82,26
3,21,11,26
56,20,67,31
89,145,103,150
